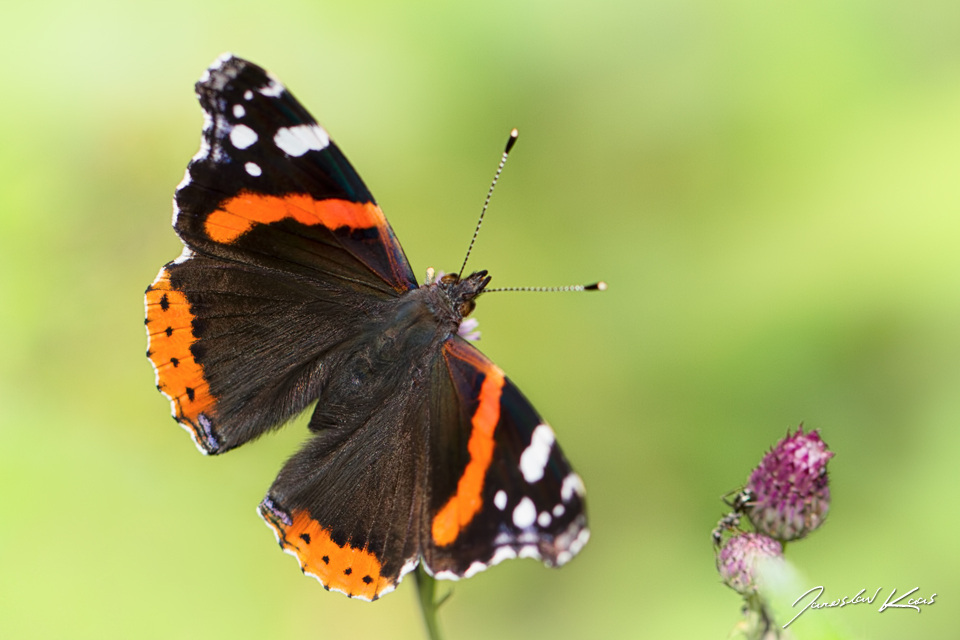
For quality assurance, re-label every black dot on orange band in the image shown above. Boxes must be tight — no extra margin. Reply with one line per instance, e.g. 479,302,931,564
146,350,152,358
160,294,169,311
186,387,195,401
331,530,347,547
344,568,352,575
299,533,311,544
362,575,373,584
170,357,179,367
165,326,173,337
322,555,329,564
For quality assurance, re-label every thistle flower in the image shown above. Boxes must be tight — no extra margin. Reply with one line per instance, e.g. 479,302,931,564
717,532,783,595
745,426,833,542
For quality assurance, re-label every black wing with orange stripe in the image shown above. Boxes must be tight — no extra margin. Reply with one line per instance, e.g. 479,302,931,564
145,253,383,454
145,54,417,454
175,53,417,296
422,338,589,579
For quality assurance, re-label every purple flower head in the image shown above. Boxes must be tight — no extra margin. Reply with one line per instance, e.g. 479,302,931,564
716,532,783,595
745,426,834,542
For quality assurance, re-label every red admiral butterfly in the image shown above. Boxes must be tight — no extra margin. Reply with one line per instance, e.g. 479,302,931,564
144,53,590,601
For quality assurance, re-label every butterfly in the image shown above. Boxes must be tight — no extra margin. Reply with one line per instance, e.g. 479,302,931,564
144,53,589,601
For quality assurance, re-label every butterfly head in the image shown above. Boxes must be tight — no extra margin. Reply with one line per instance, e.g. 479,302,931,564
437,270,491,319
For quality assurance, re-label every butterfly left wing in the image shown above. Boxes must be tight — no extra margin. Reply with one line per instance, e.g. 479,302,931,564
421,337,589,579
146,54,420,455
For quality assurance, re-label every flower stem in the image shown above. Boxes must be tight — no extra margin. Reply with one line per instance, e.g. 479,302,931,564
414,563,445,640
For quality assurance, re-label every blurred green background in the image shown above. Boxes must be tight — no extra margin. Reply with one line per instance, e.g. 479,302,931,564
2,1,959,638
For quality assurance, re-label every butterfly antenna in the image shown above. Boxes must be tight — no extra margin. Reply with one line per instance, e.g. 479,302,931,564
457,128,520,280
484,281,608,293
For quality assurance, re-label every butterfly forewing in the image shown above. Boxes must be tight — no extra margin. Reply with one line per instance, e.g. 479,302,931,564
175,54,417,296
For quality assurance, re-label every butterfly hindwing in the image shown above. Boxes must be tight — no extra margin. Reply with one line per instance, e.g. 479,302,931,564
257,322,436,600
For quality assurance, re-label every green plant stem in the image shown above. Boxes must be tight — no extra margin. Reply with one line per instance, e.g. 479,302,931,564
414,563,444,640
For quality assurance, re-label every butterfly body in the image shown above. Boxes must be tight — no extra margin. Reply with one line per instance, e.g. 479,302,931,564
145,53,588,601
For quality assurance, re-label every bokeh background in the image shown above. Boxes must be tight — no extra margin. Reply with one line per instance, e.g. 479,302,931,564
2,1,959,638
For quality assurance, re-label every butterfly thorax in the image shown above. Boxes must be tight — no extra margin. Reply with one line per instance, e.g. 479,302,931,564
308,273,488,433
322,271,489,395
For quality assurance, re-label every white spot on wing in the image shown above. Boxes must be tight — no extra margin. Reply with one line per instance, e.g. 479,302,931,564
173,247,193,264
464,561,487,579
570,528,590,556
552,504,565,517
518,546,541,560
176,168,192,191
561,473,586,502
244,90,253,100
494,490,507,511
245,162,262,176
200,52,233,84
274,124,330,157
491,547,517,565
229,124,257,149
519,424,555,483
512,497,537,528
258,75,284,97
538,511,552,527
233,104,245,118
433,570,460,581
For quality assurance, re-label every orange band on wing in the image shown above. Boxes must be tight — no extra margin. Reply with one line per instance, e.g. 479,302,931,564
431,364,505,547
145,270,215,438
263,508,389,600
204,193,385,243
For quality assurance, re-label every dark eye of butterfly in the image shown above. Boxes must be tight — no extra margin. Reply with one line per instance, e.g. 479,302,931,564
440,273,459,285
459,300,476,317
